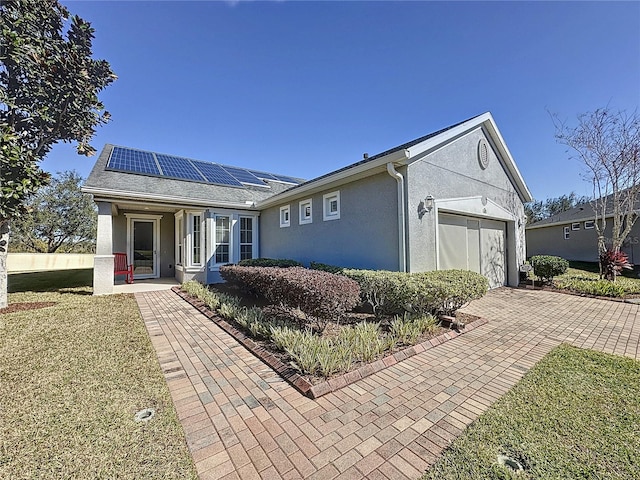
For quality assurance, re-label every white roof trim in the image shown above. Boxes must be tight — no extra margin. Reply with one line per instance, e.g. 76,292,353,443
405,113,532,203
83,186,256,210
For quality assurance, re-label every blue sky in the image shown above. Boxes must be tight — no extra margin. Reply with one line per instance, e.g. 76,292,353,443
44,1,640,201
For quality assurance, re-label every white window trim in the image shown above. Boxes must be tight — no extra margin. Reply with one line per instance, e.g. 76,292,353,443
212,214,232,266
185,210,205,271
323,191,341,221
299,199,313,225
239,215,257,261
563,226,570,240
207,210,260,270
280,205,290,228
571,222,580,231
584,220,595,229
174,211,184,270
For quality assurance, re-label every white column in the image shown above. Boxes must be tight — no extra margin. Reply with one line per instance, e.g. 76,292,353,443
93,201,114,295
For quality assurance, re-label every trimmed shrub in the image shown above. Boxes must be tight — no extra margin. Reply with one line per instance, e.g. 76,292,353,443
343,269,489,316
238,258,302,268
531,255,569,283
309,262,345,275
219,265,360,332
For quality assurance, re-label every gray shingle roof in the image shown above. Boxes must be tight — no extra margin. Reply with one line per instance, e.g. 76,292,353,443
280,114,482,194
527,192,640,229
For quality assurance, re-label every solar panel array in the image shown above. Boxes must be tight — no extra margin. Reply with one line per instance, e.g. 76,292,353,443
106,146,301,188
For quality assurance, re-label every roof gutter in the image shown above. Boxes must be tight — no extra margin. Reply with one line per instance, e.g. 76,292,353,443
386,162,407,272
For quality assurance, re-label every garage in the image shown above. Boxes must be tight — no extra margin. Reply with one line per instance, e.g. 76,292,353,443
437,212,506,288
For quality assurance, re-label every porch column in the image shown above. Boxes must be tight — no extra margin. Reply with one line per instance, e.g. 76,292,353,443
93,201,114,295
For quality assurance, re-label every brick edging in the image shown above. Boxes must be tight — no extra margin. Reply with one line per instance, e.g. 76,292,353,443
172,287,488,399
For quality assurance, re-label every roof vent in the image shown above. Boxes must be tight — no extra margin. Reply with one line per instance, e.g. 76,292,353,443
363,153,369,159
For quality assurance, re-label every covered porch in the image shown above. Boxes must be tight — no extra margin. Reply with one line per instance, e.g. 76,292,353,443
92,198,260,295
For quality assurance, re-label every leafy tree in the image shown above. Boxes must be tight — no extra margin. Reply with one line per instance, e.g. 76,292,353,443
0,0,115,307
525,192,590,224
10,171,97,254
553,108,640,279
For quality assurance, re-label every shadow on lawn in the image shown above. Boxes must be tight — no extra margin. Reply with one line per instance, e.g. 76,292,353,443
8,269,93,294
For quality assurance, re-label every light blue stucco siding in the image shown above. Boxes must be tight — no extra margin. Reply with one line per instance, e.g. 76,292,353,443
406,127,527,286
259,171,400,270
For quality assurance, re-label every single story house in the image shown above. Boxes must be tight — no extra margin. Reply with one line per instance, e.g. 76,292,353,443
526,200,640,263
82,112,532,295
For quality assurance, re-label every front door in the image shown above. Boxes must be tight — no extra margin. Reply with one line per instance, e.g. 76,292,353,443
132,220,157,279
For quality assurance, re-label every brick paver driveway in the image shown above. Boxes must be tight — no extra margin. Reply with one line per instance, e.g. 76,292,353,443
136,287,640,480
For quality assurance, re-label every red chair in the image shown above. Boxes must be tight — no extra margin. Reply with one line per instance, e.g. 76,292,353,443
114,252,134,284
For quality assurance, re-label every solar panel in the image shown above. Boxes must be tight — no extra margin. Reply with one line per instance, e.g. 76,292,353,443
192,160,243,187
155,154,205,182
248,169,300,184
248,169,279,181
270,174,302,184
107,146,160,175
221,166,266,186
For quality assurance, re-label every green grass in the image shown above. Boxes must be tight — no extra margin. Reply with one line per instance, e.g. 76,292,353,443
1,279,196,478
422,344,640,479
8,268,94,293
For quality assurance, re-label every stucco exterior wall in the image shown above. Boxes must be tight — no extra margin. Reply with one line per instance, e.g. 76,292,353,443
527,221,640,264
260,172,399,270
406,127,526,285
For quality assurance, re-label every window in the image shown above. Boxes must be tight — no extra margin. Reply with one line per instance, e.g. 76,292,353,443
175,214,183,266
585,220,595,229
323,191,340,221
299,199,312,225
215,216,230,263
280,205,290,228
192,214,201,264
240,217,253,261
563,226,570,240
571,222,580,231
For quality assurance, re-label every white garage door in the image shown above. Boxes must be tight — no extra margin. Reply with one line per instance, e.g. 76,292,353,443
438,213,506,288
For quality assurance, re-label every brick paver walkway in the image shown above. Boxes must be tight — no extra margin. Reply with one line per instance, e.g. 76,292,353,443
136,288,640,480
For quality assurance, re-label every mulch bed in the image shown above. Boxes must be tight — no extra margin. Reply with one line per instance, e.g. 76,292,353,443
0,302,56,314
172,286,488,399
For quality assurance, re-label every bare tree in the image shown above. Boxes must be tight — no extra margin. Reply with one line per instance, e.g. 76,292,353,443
553,108,640,275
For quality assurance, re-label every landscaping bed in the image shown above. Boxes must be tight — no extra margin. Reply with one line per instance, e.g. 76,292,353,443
174,266,488,398
521,261,640,301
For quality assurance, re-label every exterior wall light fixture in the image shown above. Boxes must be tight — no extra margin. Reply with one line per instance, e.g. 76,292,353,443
419,195,435,216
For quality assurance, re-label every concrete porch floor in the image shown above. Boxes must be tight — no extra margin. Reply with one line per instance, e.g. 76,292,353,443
114,277,179,294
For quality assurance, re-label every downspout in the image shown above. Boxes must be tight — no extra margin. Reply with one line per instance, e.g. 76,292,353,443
387,162,407,272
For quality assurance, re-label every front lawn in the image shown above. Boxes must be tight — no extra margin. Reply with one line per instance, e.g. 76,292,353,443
422,344,640,479
0,275,196,478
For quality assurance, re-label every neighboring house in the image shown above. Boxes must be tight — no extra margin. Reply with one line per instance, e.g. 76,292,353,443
82,112,532,294
526,200,640,263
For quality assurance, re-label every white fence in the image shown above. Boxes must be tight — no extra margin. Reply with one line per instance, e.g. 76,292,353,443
7,253,94,273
